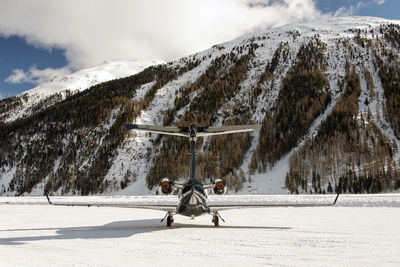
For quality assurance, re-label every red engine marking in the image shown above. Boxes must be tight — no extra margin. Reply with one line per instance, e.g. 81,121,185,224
216,181,225,190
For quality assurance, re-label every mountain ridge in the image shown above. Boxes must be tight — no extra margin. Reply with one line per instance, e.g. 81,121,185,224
0,59,165,123
1,16,399,196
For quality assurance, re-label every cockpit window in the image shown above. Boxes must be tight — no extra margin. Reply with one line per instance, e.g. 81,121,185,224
193,182,205,195
182,185,191,195
180,181,205,196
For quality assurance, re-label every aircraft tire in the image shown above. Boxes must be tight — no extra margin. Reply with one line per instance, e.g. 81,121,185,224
213,215,219,227
167,215,173,227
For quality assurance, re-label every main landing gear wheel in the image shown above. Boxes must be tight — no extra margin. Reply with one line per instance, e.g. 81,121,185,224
212,212,225,227
212,215,219,227
167,215,174,227
161,212,174,227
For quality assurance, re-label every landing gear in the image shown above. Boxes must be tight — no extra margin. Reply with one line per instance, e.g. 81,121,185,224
161,212,174,227
167,215,174,227
212,215,219,227
212,212,225,227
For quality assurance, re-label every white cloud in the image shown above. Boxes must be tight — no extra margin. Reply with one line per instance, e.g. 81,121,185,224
0,0,320,71
5,66,72,85
373,0,386,5
4,69,27,84
0,92,4,100
333,6,354,17
334,0,386,17
334,1,366,17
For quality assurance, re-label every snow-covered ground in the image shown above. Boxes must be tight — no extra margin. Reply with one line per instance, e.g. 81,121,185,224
0,195,399,266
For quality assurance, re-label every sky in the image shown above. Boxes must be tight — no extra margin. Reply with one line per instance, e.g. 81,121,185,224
0,0,399,100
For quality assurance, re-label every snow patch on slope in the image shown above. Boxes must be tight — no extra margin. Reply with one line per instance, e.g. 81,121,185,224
4,59,165,122
115,16,400,195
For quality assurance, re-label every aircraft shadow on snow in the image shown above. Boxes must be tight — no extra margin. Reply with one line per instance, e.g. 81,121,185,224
0,218,291,245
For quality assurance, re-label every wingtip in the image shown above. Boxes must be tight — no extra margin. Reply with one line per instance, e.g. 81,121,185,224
254,124,262,131
124,123,135,131
333,193,340,205
44,191,52,204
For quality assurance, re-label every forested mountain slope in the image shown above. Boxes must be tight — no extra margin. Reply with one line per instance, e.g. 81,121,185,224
1,16,399,196
0,60,164,123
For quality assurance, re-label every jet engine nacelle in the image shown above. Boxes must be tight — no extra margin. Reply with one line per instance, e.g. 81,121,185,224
213,178,227,195
159,178,174,195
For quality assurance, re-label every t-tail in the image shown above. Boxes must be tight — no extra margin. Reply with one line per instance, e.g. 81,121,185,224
124,123,261,183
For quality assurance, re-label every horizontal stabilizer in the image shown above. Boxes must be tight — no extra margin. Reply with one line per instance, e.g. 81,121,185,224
124,124,189,137
197,124,261,137
124,124,261,138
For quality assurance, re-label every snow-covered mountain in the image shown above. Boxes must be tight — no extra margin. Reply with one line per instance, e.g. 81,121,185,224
1,16,400,196
0,59,165,122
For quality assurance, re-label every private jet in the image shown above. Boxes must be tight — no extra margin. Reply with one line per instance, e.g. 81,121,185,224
45,124,339,227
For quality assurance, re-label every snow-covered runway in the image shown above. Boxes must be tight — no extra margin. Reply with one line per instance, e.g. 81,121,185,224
0,196,399,266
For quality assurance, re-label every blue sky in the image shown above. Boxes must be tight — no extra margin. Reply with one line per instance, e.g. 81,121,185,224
0,36,67,99
0,0,399,100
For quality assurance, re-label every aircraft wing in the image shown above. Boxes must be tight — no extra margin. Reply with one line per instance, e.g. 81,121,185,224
124,124,189,137
208,193,340,212
44,193,177,213
196,124,261,137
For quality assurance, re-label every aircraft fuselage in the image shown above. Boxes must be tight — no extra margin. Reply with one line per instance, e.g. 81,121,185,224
177,180,210,217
